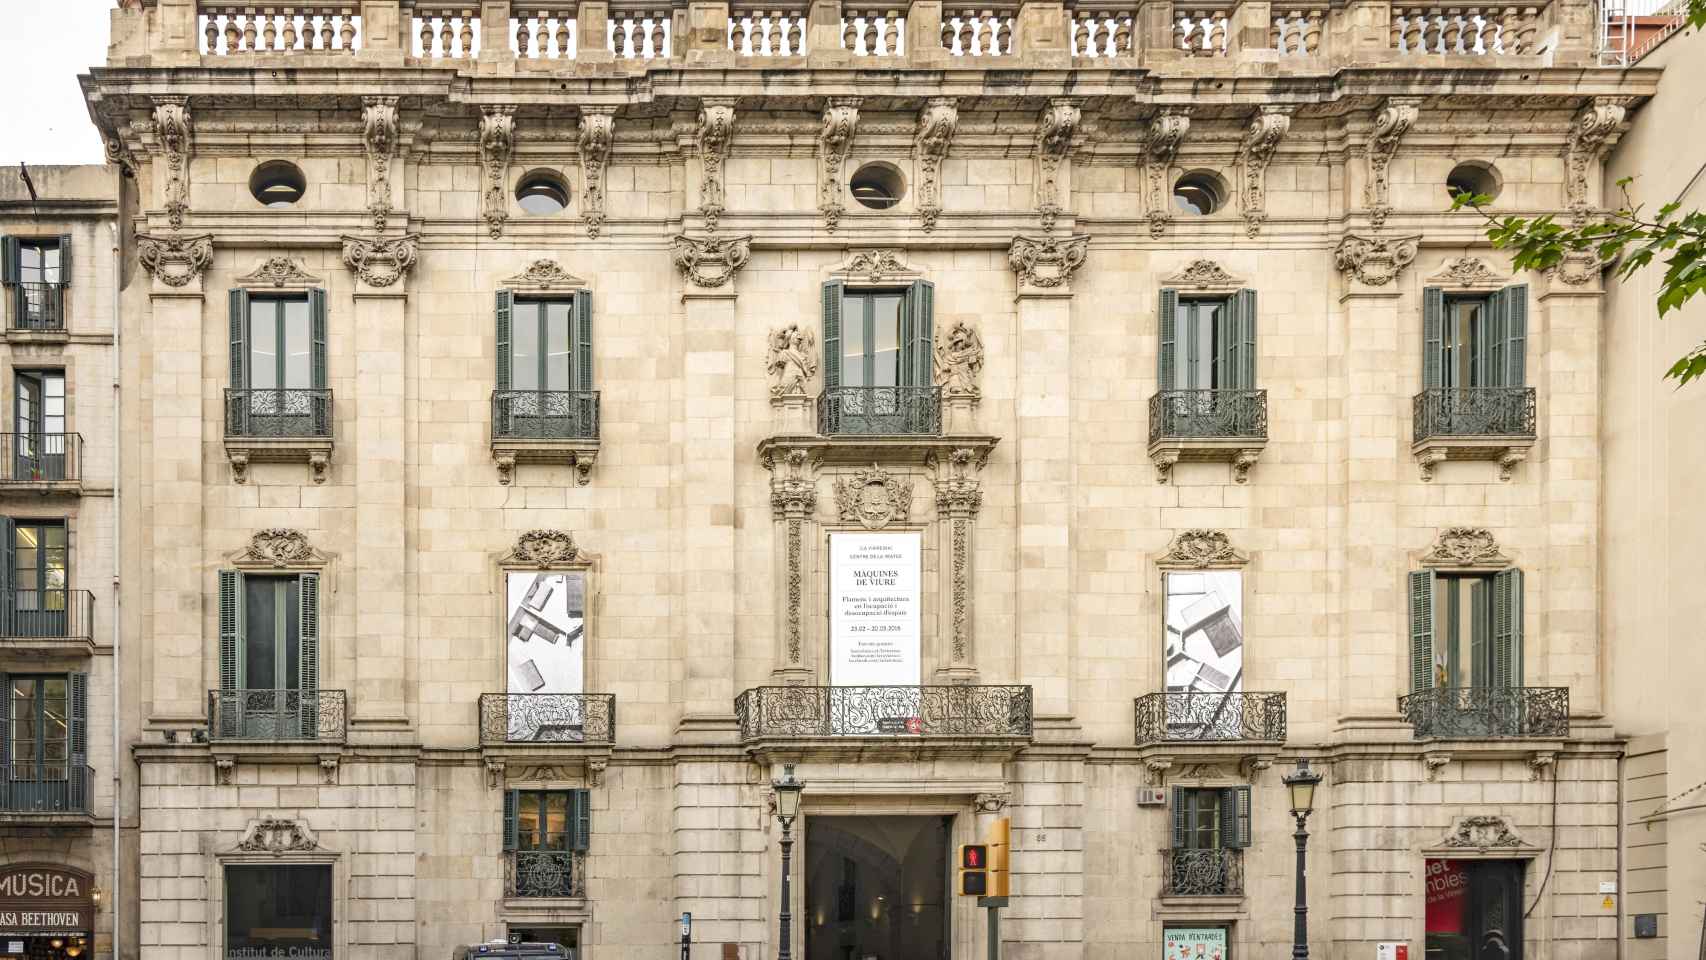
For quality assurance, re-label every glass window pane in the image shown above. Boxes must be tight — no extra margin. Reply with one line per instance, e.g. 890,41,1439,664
871,294,902,387
841,294,866,387
20,245,42,277
44,245,61,284
16,375,38,435
244,577,278,689
544,792,569,848
518,792,543,849
546,302,572,391
43,375,64,434
250,301,279,390
513,303,541,392
283,299,312,389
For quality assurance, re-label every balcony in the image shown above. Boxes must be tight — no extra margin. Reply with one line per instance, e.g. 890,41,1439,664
1410,387,1537,481
0,589,96,655
9,283,65,335
0,433,83,496
223,388,334,484
1133,691,1287,746
505,850,586,900
0,763,94,821
1399,686,1569,740
1146,390,1268,484
735,685,1033,742
817,386,941,438
1161,848,1244,898
478,693,616,745
206,689,348,743
490,390,600,486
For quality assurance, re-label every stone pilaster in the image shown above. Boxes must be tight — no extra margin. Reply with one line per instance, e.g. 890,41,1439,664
932,447,987,684
764,447,819,685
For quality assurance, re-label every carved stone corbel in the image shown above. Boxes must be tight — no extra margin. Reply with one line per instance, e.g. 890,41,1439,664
101,127,138,180
974,792,1011,813
818,98,862,232
136,233,213,289
213,755,235,786
1333,234,1420,288
1565,97,1631,222
579,110,616,238
1232,449,1261,484
362,96,399,232
308,451,330,485
494,452,517,486
1239,106,1292,238
1035,99,1081,231
1009,234,1090,291
1416,448,1447,482
319,755,339,785
1528,751,1555,781
1152,448,1180,484
485,757,506,790
915,98,958,232
698,99,737,232
228,451,250,485
1364,97,1420,229
151,97,192,230
1143,109,1191,238
1423,752,1452,780
479,106,515,239
1144,757,1174,785
672,233,752,289
587,758,608,788
341,234,419,289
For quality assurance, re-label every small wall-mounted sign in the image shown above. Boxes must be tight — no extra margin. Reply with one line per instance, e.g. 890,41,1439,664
1598,881,1617,895
1375,942,1409,960
1633,914,1659,939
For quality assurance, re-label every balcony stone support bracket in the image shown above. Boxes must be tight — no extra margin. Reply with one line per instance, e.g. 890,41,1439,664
1142,109,1191,238
137,232,214,294
818,98,862,232
930,446,990,684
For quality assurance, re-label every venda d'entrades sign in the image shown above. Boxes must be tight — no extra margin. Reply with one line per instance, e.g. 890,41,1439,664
0,863,94,938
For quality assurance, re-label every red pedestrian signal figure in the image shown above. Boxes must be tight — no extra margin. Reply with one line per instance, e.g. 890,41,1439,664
958,843,989,895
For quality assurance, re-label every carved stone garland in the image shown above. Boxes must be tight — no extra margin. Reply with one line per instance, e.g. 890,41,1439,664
137,233,214,289
341,233,419,289
1437,815,1528,851
845,249,908,284
933,320,984,400
507,529,585,568
834,464,913,531
767,323,819,398
1334,234,1421,288
1426,257,1505,289
579,111,615,238
817,98,861,232
914,98,958,233
504,259,586,290
698,99,737,233
672,234,753,289
1240,106,1291,238
362,96,399,232
479,106,515,239
234,817,321,853
1157,529,1249,569
1364,97,1419,230
1009,235,1090,290
1419,527,1510,569
237,528,325,568
152,97,192,230
236,257,322,288
1035,99,1081,232
1143,110,1191,238
763,449,819,667
1162,259,1240,289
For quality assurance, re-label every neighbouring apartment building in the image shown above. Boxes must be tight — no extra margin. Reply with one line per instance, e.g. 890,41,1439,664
48,1,1704,959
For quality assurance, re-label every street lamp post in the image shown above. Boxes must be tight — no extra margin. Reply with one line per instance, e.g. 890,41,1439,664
772,764,806,960
1282,759,1324,960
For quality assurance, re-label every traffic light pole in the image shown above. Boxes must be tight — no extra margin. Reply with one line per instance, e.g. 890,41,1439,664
978,896,1008,960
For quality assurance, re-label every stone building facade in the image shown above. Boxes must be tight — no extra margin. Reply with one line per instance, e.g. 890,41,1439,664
66,1,1691,959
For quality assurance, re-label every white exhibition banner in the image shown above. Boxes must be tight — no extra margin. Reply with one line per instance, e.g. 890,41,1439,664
828,532,922,688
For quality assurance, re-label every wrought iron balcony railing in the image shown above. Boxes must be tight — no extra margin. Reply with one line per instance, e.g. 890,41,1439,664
478,693,616,745
505,850,587,899
10,283,65,332
0,432,82,484
1161,848,1244,897
735,685,1033,739
817,386,942,437
1412,387,1537,441
0,762,92,815
1399,685,1569,739
1133,691,1287,745
224,388,333,439
491,390,601,441
1148,389,1268,445
207,689,348,742
0,589,95,642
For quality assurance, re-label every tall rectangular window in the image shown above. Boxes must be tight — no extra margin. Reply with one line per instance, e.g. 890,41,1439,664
839,289,905,388
1157,288,1257,391
13,371,66,481
1422,284,1528,390
5,520,69,637
241,575,303,691
510,300,578,392
9,675,68,778
248,297,314,392
1408,569,1523,692
1,236,70,331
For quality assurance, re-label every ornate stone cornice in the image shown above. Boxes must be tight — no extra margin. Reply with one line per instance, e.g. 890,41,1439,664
362,96,399,232
479,106,515,239
672,233,752,289
341,233,419,289
1426,256,1506,289
934,320,984,400
235,528,329,569
1157,529,1248,569
767,323,819,397
136,232,213,289
234,817,320,854
915,98,958,232
1143,109,1191,238
1239,106,1292,238
1565,97,1632,219
236,256,321,288
818,98,862,232
1035,98,1081,231
834,464,913,530
1333,233,1420,288
579,110,615,238
1009,234,1089,290
1420,527,1510,569
152,97,192,230
503,259,586,291
698,98,737,233
502,530,585,568
1162,258,1241,290
1365,97,1420,229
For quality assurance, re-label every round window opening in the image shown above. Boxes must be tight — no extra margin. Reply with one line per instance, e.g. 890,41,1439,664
1446,162,1501,203
1172,173,1225,217
850,163,905,210
249,161,306,208
516,171,572,215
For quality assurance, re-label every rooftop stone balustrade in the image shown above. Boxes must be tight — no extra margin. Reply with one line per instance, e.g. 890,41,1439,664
115,0,1594,69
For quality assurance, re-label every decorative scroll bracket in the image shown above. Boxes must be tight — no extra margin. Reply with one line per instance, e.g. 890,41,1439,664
698,99,737,233
1143,109,1191,238
1035,99,1081,232
1239,106,1292,238
579,110,616,238
1364,97,1420,230
479,106,516,239
915,98,958,233
818,98,862,233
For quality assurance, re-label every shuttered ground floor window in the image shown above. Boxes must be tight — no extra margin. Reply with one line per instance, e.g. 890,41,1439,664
225,863,333,960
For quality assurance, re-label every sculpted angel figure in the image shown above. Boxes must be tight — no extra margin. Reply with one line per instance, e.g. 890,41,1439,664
767,324,818,397
934,320,984,398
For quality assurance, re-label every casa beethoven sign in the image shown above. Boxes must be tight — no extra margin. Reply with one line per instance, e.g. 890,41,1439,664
0,864,94,938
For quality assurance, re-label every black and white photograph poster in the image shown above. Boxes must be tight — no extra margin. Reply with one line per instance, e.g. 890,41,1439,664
506,571,586,697
1163,571,1244,694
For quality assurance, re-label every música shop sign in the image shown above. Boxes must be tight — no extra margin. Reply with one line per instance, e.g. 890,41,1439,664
0,863,94,938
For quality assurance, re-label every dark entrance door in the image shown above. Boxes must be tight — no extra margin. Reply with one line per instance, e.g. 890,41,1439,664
805,815,952,960
1425,859,1524,960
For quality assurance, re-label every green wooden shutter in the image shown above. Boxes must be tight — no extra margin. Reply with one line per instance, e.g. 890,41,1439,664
0,236,18,285
572,290,594,392
229,289,250,389
68,672,88,762
1236,289,1257,389
1216,299,1235,390
1408,570,1435,693
56,234,72,286
1469,578,1490,688
1422,287,1445,389
1503,284,1528,388
1171,787,1188,848
218,570,243,690
1493,569,1523,688
1,519,14,599
571,787,592,851
822,281,844,390
495,290,514,391
1483,288,1507,388
0,673,9,771
1217,787,1251,848
1158,288,1179,390
1234,785,1252,847
904,280,935,388
503,789,520,851
309,288,328,389
298,572,319,692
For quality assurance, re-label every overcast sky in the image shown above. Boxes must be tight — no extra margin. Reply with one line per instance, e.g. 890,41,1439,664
2,2,114,165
